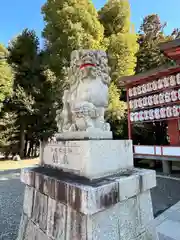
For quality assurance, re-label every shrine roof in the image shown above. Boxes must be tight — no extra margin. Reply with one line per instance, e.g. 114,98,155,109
159,38,180,51
118,64,180,87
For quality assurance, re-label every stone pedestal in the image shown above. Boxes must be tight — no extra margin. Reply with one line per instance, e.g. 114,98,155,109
41,140,133,180
17,140,158,240
55,131,113,140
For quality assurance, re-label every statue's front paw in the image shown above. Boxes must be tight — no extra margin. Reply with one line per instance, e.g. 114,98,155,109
75,118,87,131
103,123,111,131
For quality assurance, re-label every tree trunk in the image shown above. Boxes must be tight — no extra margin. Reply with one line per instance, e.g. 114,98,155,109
19,122,25,158
24,138,28,158
33,144,38,157
33,144,36,157
27,140,33,158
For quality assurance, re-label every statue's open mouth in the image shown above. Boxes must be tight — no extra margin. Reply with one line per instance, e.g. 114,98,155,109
80,63,96,69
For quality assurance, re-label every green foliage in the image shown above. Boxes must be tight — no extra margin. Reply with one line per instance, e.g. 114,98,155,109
99,0,138,82
107,32,138,82
0,44,14,112
106,82,127,138
134,14,171,145
7,29,41,133
99,0,138,136
106,82,127,121
139,14,166,40
99,0,131,36
136,40,167,73
13,85,35,114
0,0,142,153
0,109,19,156
41,0,136,138
4,29,60,157
42,0,105,78
136,14,172,73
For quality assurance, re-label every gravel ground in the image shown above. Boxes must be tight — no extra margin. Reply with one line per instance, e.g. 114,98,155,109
152,176,180,217
1,170,180,240
0,170,24,240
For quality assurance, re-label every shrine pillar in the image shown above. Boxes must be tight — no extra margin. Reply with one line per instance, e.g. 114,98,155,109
167,119,180,145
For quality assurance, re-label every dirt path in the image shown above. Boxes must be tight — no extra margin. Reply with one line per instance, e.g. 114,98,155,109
0,158,39,171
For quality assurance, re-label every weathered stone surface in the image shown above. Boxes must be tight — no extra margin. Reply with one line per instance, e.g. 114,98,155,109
24,220,37,240
118,174,140,201
36,228,52,240
66,207,87,240
23,186,34,218
20,196,157,240
20,167,156,215
55,131,112,140
54,180,67,205
117,169,156,203
137,225,159,240
91,202,120,240
47,197,66,239
19,170,157,240
91,197,139,240
32,191,48,232
137,168,157,192
81,181,119,215
35,172,44,192
24,220,51,240
21,168,35,186
42,140,133,179
43,175,56,199
91,196,158,240
17,213,28,240
138,190,154,231
67,184,83,212
119,197,141,240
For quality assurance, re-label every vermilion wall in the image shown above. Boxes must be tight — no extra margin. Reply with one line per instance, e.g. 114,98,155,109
167,119,180,145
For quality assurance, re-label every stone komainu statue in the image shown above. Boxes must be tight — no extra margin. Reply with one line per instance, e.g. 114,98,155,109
55,50,111,132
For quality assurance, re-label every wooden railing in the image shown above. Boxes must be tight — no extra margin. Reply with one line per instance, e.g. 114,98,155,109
133,145,180,160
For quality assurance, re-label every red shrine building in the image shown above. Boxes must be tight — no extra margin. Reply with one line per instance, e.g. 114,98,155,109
119,39,180,173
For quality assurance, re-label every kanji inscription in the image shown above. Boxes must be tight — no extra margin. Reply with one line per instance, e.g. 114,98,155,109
42,142,81,167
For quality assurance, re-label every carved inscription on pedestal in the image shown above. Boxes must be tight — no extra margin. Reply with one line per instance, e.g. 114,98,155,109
42,141,81,168
51,147,69,165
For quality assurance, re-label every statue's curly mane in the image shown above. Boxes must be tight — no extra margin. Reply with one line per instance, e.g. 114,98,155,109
67,50,111,87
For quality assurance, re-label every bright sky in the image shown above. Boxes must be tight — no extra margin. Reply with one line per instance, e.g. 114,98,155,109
1,0,180,46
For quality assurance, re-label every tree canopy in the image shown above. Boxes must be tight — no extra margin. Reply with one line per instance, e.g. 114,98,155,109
1,1,179,157
42,0,105,79
133,14,173,145
0,29,59,157
99,0,138,135
0,44,13,112
99,0,138,82
136,14,173,74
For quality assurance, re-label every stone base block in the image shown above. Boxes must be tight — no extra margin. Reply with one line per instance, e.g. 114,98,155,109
41,140,133,180
17,167,158,240
55,130,113,140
